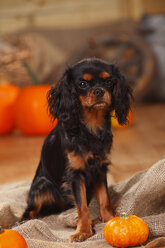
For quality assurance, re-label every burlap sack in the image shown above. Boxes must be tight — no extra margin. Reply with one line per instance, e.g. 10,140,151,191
0,159,165,248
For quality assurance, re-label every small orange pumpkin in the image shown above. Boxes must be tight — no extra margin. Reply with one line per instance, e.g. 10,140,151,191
15,85,57,135
0,226,27,248
111,110,134,129
104,213,149,247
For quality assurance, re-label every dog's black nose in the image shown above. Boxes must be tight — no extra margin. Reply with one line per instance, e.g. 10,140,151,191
93,88,105,98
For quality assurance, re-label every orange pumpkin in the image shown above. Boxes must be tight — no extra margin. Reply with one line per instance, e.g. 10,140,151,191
104,213,149,247
111,110,134,129
0,83,20,135
0,226,27,248
15,85,57,135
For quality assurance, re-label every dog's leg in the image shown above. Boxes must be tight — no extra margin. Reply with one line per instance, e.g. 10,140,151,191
69,175,94,242
94,177,114,222
22,176,67,220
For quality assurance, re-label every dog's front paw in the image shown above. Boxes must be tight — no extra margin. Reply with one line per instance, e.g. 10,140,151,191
69,229,94,242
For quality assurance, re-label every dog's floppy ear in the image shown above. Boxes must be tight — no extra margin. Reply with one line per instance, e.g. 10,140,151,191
111,70,133,125
47,68,79,124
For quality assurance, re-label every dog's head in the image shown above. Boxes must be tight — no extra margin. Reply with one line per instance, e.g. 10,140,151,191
48,58,132,127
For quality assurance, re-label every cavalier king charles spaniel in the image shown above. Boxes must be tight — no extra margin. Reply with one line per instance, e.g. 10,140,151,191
22,58,132,242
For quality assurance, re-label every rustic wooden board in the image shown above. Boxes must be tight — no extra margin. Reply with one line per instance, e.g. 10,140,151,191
0,0,165,34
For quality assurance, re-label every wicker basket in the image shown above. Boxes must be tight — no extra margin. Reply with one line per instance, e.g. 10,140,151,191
0,36,33,86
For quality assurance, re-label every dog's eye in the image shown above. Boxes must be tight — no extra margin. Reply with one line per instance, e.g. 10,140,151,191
104,80,112,87
79,81,88,89
105,78,117,87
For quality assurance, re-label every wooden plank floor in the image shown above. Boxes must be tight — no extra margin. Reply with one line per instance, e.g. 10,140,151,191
0,103,164,185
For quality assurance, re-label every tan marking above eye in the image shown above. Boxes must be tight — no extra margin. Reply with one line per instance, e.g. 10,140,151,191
99,72,110,79
83,73,93,81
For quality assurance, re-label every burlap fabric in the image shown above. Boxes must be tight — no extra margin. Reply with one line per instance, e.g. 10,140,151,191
0,159,165,248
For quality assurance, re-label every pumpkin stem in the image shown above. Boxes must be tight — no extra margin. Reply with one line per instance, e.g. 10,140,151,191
120,212,129,219
23,61,41,85
0,226,4,234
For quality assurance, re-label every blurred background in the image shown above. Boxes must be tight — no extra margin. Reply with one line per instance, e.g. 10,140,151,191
0,0,165,185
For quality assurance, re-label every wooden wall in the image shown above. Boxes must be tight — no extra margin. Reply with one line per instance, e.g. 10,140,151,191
0,0,165,34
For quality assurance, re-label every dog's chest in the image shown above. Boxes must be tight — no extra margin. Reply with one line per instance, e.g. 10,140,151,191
65,126,112,157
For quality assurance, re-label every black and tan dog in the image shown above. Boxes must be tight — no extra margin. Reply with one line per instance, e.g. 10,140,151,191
22,58,132,242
